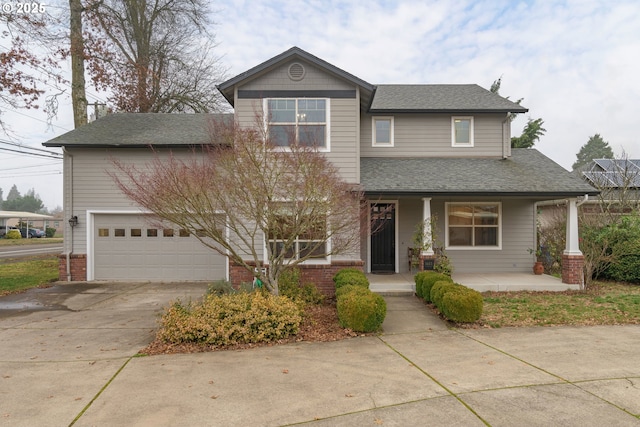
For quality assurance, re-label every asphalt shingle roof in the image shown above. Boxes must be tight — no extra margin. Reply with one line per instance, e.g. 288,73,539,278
370,84,528,113
361,149,598,197
43,113,233,147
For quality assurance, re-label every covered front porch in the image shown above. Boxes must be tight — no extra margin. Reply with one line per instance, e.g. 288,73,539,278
367,272,579,294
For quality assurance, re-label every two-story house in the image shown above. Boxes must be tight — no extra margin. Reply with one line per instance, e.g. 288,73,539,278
44,47,596,290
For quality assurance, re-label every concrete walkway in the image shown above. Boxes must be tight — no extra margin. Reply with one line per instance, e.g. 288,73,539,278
1,283,639,426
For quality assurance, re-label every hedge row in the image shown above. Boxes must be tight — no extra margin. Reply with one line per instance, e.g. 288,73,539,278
333,269,386,332
414,271,482,323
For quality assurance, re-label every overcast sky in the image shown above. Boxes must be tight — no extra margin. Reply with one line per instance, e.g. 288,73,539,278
2,0,639,211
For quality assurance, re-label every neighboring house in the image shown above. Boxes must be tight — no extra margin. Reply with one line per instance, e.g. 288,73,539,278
539,158,640,229
43,47,596,288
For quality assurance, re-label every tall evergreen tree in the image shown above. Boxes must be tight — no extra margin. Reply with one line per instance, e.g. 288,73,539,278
572,134,614,171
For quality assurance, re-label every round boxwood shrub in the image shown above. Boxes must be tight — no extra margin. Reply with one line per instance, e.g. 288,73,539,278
415,271,452,302
440,287,483,323
430,280,457,308
333,268,365,283
337,290,386,332
335,284,372,299
334,271,369,291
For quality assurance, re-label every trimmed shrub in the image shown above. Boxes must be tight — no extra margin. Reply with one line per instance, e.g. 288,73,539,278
337,289,386,332
335,284,372,299
440,287,483,323
158,292,301,345
415,271,452,302
430,280,457,308
333,268,364,283
5,229,21,239
334,270,369,291
45,227,56,238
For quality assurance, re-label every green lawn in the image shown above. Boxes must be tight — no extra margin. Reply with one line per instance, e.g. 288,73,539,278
0,238,63,247
0,256,59,295
482,281,640,327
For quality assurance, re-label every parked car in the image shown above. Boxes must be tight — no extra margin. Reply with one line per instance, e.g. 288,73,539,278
19,228,45,238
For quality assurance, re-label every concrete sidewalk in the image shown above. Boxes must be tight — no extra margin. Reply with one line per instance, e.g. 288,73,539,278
1,284,639,426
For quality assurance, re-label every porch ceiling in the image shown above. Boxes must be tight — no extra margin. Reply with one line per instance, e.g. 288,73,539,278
361,149,598,198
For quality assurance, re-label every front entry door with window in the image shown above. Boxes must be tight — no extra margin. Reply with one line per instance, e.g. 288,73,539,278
370,203,396,272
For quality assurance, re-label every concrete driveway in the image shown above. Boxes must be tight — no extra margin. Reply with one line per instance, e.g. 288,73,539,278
1,283,639,426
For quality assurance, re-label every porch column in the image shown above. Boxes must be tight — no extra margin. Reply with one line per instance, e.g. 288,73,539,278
422,198,434,256
562,197,584,285
419,198,436,272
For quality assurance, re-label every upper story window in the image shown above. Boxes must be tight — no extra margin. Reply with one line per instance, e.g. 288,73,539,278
446,202,501,249
451,116,474,147
372,116,394,147
266,98,329,151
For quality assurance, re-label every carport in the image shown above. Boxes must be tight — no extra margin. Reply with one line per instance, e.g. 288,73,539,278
0,210,54,237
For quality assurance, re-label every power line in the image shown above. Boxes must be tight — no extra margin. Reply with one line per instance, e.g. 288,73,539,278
2,107,71,132
0,170,62,178
0,146,62,160
0,139,63,156
0,161,61,172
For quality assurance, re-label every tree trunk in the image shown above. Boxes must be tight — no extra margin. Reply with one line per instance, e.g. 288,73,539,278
69,0,87,127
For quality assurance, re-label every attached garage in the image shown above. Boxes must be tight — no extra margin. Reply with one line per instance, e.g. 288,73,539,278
91,213,227,281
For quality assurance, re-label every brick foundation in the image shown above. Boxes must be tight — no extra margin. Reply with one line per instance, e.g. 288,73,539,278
57,254,87,281
562,254,584,285
229,260,365,296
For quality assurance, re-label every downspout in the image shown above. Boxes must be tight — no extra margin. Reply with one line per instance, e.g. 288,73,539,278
502,114,509,159
63,147,73,281
576,194,589,207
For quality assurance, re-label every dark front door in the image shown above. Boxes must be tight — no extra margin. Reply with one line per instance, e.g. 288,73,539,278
370,203,396,272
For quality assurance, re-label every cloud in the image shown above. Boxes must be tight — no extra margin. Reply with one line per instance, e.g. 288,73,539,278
3,0,639,209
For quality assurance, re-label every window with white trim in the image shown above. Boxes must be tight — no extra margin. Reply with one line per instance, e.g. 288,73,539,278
267,204,328,261
372,116,394,147
446,202,501,248
451,116,474,147
266,98,329,150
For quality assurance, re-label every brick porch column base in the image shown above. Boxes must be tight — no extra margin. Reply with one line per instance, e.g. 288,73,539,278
562,254,584,285
229,260,364,296
57,254,87,281
419,254,437,272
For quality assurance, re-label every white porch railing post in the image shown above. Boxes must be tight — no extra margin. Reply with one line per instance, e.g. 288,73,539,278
422,197,434,256
564,198,582,255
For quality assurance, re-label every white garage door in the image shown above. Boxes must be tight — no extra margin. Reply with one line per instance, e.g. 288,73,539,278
93,214,227,281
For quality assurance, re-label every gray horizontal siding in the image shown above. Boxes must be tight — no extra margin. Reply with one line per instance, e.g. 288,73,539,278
360,113,509,157
242,60,354,91
233,98,359,184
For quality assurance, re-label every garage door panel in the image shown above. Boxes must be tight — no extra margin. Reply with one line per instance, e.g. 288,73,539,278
94,214,227,281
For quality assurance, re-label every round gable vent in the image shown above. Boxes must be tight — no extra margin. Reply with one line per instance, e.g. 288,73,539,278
288,62,306,81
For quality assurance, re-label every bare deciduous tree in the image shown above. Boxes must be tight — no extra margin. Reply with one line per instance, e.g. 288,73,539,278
84,0,226,113
0,12,65,133
111,117,365,294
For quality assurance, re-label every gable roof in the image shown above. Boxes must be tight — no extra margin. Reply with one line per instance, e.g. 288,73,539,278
217,46,376,108
369,84,528,113
361,149,598,197
43,113,233,148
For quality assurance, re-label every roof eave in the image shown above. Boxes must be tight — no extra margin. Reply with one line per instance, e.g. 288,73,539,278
364,190,599,197
368,108,529,114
